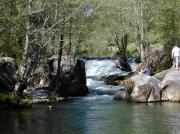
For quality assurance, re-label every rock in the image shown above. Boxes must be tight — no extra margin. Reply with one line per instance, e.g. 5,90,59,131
134,56,141,63
0,92,32,109
19,55,88,97
104,72,135,85
104,75,127,85
161,69,180,102
25,89,63,104
118,75,162,102
48,105,53,110
115,68,180,103
148,44,172,74
153,69,171,81
25,89,50,103
131,83,152,102
0,57,16,92
30,60,51,89
49,55,88,97
114,90,126,100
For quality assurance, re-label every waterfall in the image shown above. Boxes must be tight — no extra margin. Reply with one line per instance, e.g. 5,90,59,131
85,58,138,98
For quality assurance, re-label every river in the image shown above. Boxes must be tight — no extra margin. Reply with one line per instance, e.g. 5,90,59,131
0,58,180,134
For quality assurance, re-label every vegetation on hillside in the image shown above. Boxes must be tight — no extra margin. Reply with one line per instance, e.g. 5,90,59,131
0,0,179,59
0,0,179,100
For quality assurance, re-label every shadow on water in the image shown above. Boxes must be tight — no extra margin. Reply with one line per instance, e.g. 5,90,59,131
0,100,180,134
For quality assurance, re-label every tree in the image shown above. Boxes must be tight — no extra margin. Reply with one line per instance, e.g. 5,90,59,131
157,0,180,50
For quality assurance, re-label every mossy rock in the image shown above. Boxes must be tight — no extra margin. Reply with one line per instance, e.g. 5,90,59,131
18,97,32,108
0,92,32,109
123,79,135,97
148,45,172,75
48,96,64,104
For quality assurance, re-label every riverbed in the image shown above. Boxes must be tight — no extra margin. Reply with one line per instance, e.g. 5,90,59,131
0,58,180,134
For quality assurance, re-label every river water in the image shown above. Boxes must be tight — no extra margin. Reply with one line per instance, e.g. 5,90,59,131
0,59,180,134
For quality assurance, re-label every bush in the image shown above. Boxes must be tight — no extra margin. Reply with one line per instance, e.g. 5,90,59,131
0,92,32,108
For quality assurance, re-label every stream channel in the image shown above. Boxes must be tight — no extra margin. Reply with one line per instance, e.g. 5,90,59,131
0,58,180,134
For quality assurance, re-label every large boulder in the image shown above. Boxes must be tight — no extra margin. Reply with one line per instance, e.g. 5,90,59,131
161,69,180,102
153,69,171,81
49,55,88,97
115,75,162,102
148,44,172,74
18,55,88,98
0,57,16,92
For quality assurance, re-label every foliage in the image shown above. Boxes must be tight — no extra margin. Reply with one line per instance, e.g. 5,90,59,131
48,96,59,104
0,91,32,108
0,0,179,72
0,0,179,59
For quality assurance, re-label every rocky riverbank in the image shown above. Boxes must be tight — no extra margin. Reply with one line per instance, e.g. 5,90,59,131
0,56,88,108
114,68,180,103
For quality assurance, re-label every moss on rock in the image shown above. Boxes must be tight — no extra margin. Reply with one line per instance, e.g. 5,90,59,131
48,96,64,104
0,92,32,109
123,79,135,97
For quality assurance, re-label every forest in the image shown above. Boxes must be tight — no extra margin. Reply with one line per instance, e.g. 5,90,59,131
0,0,179,107
1,1,180,133
0,0,179,60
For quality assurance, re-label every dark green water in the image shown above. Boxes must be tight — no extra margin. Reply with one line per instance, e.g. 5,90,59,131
0,96,180,134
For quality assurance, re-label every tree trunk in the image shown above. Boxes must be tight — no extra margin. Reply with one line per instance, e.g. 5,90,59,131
119,34,132,72
67,19,72,55
114,32,132,72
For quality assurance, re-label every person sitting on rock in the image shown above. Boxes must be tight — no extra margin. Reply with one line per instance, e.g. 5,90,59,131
172,45,180,69
136,62,150,76
137,63,150,76
139,65,150,76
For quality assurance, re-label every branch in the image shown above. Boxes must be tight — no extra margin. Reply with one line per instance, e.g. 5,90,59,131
45,0,89,34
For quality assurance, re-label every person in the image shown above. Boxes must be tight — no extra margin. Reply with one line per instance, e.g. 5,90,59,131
137,62,150,76
140,65,150,76
172,45,180,69
172,57,176,67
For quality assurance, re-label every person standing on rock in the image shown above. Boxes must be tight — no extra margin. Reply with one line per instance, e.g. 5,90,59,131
172,45,180,69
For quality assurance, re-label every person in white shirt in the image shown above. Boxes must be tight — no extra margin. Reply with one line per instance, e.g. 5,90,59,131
172,45,180,69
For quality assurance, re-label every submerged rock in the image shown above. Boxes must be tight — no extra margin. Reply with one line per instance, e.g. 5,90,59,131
114,90,126,100
48,105,53,110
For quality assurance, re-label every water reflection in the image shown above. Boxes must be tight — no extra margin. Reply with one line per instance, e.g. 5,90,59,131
0,100,180,134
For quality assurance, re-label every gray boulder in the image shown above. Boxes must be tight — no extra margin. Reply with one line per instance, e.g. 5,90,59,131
161,70,180,102
154,69,171,81
131,75,162,102
115,75,162,102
